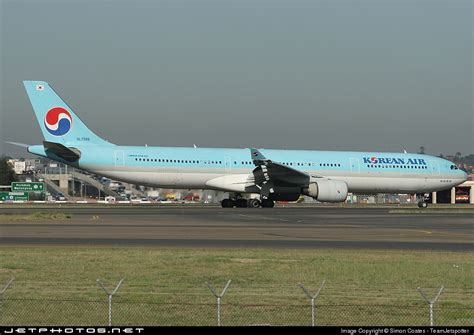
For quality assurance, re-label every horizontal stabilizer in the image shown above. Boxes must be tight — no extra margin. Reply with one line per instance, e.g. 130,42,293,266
43,141,81,162
6,141,31,148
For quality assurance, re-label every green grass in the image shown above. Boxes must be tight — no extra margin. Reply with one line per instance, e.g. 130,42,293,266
0,212,71,221
0,247,472,325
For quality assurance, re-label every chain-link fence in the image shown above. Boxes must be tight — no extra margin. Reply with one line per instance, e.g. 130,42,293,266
1,278,473,326
2,298,473,326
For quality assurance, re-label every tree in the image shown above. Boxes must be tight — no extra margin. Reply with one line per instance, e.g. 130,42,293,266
0,156,17,185
454,152,462,162
464,154,474,165
418,146,425,154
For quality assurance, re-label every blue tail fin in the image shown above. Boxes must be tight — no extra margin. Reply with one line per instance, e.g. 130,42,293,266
23,81,114,146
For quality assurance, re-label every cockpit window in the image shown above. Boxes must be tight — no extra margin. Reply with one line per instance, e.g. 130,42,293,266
450,165,459,170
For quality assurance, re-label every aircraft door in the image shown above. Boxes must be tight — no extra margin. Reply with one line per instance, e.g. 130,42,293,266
349,158,360,173
429,160,440,175
114,151,125,166
224,156,232,172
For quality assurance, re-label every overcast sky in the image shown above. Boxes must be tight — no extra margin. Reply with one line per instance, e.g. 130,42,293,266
1,0,472,158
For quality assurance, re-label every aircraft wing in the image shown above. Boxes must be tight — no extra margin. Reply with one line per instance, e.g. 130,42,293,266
250,148,311,187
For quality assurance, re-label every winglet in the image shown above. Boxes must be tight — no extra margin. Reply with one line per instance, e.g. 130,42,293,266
250,148,268,165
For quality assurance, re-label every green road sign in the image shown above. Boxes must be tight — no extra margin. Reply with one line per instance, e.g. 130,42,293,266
11,182,44,192
0,192,29,201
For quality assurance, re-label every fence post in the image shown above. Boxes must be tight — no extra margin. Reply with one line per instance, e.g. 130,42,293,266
417,286,443,326
206,280,231,326
0,278,14,320
299,280,325,326
97,278,124,326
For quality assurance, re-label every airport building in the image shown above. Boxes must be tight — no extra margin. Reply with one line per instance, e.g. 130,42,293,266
430,175,474,204
7,158,43,175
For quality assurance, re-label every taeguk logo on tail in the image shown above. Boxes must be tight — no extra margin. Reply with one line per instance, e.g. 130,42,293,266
44,107,72,136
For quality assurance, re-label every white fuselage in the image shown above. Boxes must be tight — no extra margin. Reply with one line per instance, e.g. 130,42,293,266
68,145,467,195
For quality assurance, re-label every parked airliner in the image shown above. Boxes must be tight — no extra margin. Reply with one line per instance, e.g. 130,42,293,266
10,81,468,208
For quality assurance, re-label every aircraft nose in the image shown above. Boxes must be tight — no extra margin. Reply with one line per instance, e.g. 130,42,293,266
462,170,469,182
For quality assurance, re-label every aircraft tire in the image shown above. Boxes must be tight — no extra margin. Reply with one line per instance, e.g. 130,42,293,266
417,201,428,208
261,199,275,208
248,198,261,208
221,199,235,208
236,198,249,208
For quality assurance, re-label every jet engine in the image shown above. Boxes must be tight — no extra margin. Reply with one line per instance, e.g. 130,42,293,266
302,179,348,202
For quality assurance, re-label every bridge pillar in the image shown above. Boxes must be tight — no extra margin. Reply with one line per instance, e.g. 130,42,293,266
470,186,474,204
431,192,437,204
59,175,69,194
450,187,456,204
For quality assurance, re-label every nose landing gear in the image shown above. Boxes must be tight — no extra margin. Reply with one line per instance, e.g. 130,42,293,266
417,193,429,208
418,201,428,208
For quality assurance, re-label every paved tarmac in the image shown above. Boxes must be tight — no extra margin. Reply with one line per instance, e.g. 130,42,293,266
0,206,472,250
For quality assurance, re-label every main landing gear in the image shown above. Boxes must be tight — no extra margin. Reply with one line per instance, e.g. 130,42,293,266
221,198,275,208
261,199,275,208
221,198,248,208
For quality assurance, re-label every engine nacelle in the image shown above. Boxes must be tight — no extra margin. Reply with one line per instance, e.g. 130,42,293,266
302,179,348,202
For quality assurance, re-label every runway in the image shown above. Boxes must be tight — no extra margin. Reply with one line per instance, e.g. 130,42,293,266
0,207,473,250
